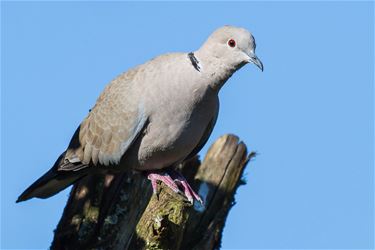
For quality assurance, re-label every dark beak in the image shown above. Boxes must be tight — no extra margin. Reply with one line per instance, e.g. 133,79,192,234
248,53,264,72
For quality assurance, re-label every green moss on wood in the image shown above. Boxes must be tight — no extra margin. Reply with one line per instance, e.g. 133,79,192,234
132,185,191,250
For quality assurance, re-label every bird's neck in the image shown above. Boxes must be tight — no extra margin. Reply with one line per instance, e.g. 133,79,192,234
193,50,237,92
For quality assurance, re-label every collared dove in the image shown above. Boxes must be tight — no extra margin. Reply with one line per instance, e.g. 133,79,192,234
17,25,263,204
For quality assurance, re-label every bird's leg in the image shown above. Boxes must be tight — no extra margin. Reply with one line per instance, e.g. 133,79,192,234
146,169,203,205
173,171,204,205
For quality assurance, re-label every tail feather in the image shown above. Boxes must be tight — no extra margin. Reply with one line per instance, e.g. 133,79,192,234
16,152,87,203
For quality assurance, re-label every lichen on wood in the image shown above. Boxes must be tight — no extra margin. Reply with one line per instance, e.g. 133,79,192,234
129,185,191,250
51,134,254,250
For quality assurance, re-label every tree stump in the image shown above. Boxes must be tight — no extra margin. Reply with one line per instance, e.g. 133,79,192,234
51,134,255,250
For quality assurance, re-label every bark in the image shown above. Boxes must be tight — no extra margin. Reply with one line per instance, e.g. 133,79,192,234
51,134,255,250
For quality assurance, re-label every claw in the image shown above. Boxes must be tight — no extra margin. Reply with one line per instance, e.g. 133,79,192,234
146,170,203,204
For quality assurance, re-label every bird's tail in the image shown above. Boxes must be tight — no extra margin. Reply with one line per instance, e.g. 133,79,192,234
16,151,88,203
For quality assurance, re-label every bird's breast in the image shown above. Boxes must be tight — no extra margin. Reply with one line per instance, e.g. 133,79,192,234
135,84,218,170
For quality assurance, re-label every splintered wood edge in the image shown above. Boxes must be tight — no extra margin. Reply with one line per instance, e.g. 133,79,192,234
182,134,252,249
194,134,248,208
52,134,253,250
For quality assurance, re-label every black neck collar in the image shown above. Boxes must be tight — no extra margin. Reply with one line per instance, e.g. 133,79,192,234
188,52,201,72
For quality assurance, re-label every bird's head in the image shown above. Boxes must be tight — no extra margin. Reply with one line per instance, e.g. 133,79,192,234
199,25,263,72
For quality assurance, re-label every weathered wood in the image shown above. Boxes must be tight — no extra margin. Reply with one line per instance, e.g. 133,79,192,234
183,135,254,249
51,171,153,250
51,134,254,250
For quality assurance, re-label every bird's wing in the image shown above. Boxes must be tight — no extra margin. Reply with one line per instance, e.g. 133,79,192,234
185,110,218,161
59,68,148,170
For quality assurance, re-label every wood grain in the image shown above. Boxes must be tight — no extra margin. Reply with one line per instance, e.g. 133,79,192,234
51,134,254,250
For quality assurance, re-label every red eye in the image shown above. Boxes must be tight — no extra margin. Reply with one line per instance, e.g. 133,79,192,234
228,39,236,47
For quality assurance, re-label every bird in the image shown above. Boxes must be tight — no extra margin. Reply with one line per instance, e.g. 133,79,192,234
16,25,263,204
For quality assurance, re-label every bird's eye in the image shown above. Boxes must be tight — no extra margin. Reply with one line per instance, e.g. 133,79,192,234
228,39,236,48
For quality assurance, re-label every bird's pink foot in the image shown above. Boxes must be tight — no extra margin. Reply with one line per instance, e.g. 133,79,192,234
147,170,203,205
147,172,181,194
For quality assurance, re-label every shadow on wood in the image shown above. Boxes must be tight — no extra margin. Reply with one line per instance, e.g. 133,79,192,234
51,134,255,250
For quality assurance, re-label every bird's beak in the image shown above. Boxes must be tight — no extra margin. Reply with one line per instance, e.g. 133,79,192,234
247,52,263,72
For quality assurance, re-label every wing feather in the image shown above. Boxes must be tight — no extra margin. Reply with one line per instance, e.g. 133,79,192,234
60,68,148,170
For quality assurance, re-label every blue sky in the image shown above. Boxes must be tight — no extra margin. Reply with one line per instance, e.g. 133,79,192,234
1,1,374,249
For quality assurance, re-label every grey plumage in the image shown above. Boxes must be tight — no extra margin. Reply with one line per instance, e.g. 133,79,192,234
17,25,263,202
